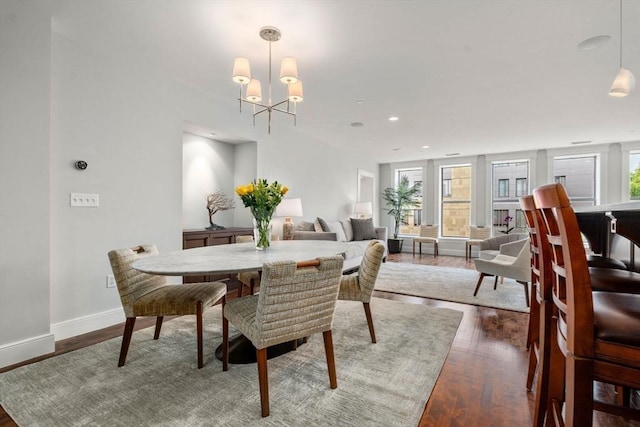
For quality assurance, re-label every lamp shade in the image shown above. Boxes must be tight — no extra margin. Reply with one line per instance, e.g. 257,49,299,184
354,201,373,216
288,80,304,103
279,57,299,84
232,57,251,84
245,79,262,102
275,198,303,218
609,68,636,97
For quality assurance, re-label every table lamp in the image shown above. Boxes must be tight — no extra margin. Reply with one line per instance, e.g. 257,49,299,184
275,198,303,240
354,201,373,219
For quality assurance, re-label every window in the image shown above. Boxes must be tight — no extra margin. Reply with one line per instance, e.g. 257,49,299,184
498,179,509,197
553,155,597,207
440,164,471,238
491,160,529,235
442,179,452,197
516,178,527,197
630,151,640,200
395,167,423,235
515,209,526,229
493,209,509,226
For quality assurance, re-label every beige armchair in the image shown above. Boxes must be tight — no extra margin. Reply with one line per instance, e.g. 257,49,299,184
477,233,528,260
222,255,344,417
472,238,531,306
235,235,259,297
108,245,228,369
413,225,439,257
338,240,385,343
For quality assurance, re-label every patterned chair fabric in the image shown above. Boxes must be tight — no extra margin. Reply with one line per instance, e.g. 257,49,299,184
222,255,344,417
338,240,386,343
108,244,227,368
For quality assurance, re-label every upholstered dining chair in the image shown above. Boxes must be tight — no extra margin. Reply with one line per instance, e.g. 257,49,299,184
533,183,640,427
222,255,344,417
472,237,531,306
235,235,259,297
465,225,492,260
412,224,439,257
338,240,385,343
108,244,228,369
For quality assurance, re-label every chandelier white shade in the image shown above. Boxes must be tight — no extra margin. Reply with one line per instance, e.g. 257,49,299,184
232,26,303,133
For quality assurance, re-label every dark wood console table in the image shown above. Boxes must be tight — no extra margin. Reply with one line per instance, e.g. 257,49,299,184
182,227,253,283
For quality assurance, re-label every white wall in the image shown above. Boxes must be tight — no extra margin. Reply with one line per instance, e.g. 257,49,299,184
0,2,379,368
0,1,55,367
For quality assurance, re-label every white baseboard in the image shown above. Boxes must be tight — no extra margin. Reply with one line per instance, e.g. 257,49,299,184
0,333,55,369
51,308,125,341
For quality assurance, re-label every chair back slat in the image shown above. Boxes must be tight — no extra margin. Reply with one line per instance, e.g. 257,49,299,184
469,226,491,240
255,255,344,346
533,183,594,357
108,244,168,317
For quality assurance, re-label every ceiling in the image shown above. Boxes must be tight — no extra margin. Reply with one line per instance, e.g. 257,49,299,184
50,0,640,163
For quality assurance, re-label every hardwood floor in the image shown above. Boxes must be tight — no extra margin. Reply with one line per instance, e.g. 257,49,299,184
1,254,638,426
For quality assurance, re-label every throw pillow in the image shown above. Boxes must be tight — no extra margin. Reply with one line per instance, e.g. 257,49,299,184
351,218,377,241
328,221,347,242
317,217,331,232
295,221,316,231
340,219,354,241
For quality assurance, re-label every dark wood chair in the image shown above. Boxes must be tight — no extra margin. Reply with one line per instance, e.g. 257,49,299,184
533,183,640,426
108,245,228,369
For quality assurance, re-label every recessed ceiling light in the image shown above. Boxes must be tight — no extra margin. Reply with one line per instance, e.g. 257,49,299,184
392,148,401,151
350,122,364,127
209,133,216,136
356,100,364,104
445,152,460,157
577,35,610,51
422,145,430,149
570,140,592,145
388,116,399,122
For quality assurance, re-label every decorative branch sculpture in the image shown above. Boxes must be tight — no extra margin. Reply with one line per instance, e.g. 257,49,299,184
206,190,235,230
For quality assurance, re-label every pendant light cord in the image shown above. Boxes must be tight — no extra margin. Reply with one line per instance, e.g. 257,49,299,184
619,0,623,68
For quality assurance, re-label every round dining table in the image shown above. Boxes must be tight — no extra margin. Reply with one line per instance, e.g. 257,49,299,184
132,239,351,364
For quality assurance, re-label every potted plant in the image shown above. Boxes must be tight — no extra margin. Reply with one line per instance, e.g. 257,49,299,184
382,175,421,253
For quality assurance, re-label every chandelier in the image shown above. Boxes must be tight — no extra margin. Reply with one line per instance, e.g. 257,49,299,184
609,0,635,97
232,26,303,133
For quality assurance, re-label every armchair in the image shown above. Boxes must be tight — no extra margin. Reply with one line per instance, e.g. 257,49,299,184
473,237,531,306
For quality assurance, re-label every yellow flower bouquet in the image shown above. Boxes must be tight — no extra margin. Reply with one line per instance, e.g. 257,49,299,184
236,178,288,249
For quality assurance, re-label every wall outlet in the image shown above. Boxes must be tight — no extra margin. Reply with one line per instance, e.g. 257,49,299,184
106,275,116,288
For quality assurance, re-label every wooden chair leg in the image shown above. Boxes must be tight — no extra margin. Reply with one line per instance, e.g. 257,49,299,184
196,301,204,369
257,347,270,417
565,355,594,427
473,273,488,296
531,300,552,427
323,330,338,389
518,281,530,307
545,316,566,427
153,316,163,339
237,282,244,297
118,317,136,367
222,304,229,372
434,242,438,257
249,278,255,295
494,275,499,290
363,302,376,343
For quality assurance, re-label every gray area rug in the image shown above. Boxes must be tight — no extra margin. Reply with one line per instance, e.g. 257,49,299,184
0,298,462,427
375,263,529,313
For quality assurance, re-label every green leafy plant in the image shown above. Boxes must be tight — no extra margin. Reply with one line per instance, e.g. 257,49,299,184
236,178,288,249
382,175,421,239
630,166,640,199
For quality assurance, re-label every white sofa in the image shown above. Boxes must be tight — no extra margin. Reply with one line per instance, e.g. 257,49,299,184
293,218,387,273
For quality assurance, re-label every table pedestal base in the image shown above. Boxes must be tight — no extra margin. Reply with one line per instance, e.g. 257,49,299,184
215,334,304,364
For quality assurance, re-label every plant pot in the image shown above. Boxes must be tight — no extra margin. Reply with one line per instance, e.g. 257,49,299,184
387,238,403,254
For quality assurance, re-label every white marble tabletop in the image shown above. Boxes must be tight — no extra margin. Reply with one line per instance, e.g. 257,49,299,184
132,240,350,276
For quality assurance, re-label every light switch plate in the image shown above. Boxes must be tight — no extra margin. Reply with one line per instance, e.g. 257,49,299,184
70,193,99,207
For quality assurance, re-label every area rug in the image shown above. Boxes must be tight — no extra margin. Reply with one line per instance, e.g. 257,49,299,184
375,263,529,313
0,298,462,427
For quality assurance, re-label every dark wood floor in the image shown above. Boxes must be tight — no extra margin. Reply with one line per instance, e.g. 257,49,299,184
1,254,638,426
